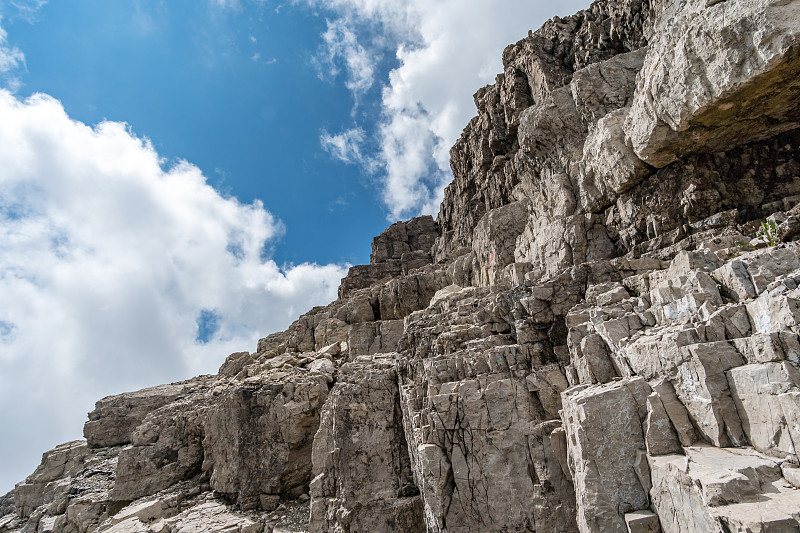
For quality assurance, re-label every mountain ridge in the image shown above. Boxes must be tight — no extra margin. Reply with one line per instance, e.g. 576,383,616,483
4,0,800,531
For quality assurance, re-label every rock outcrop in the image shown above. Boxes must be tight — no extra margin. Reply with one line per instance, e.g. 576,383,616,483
4,0,800,531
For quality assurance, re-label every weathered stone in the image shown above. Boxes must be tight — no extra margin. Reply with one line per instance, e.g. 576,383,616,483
644,393,681,456
472,200,530,286
0,493,14,523
399,348,578,532
219,352,253,378
671,342,746,447
162,501,263,533
561,378,651,533
704,303,752,341
728,362,800,458
347,320,404,356
379,269,449,320
650,446,800,533
582,108,651,210
712,260,757,302
111,382,217,502
310,359,423,533
625,0,800,167
575,333,618,384
307,358,336,383
338,261,402,299
14,441,89,517
343,292,375,324
525,364,570,417
10,1,800,532
747,288,800,334
651,379,697,447
106,500,163,526
84,383,198,448
371,216,438,265
624,510,661,533
571,48,646,128
746,247,800,293
202,371,329,509
620,326,701,380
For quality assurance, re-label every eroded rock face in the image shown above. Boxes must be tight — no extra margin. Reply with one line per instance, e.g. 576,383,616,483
202,370,329,510
6,0,800,532
84,383,203,448
625,0,800,167
562,379,651,533
112,386,213,502
650,446,800,533
398,347,578,532
14,441,91,518
339,216,440,299
310,357,423,533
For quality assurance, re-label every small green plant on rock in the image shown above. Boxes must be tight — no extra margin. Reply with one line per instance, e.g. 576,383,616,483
757,219,780,247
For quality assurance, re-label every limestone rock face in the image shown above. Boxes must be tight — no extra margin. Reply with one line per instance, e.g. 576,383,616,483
6,0,800,532
309,358,423,533
339,216,440,299
561,379,651,533
650,446,800,532
14,441,91,518
202,370,329,509
111,380,216,502
370,216,438,265
84,382,205,448
625,0,800,167
397,291,578,532
0,493,13,522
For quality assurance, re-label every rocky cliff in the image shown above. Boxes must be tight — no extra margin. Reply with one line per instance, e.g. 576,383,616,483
4,0,800,531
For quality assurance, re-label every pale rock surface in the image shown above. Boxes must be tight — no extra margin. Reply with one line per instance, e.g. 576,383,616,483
7,0,800,532
624,511,660,533
309,358,423,533
561,378,651,533
202,370,329,509
625,0,800,167
112,381,215,502
84,382,206,448
649,446,800,532
727,362,800,458
14,441,90,517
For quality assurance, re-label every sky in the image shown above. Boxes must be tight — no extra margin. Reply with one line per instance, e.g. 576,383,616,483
0,0,590,495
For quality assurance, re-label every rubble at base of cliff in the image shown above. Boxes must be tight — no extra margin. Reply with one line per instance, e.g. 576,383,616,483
4,0,800,531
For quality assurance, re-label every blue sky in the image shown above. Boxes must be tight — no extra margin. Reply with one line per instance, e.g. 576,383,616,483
0,0,590,496
5,0,391,266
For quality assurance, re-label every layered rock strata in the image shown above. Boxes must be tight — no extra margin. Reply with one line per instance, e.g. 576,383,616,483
4,0,800,531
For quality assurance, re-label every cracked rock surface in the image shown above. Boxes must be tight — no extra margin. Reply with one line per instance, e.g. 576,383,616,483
4,0,800,531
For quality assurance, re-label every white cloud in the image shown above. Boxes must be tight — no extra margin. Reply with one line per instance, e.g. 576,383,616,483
0,19,25,91
0,90,348,494
315,18,375,98
319,126,366,164
7,0,48,23
304,0,591,219
211,0,241,9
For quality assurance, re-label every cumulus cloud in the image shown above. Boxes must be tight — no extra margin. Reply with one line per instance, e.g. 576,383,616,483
304,0,590,219
0,90,348,493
